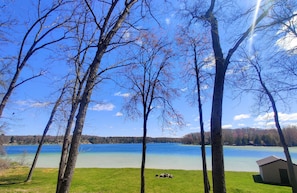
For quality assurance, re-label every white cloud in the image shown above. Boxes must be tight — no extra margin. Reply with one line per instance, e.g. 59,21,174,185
279,113,297,121
203,54,215,69
165,18,171,25
276,34,297,54
200,84,209,90
255,121,276,128
15,100,49,108
115,112,123,117
90,103,115,111
255,112,274,121
234,114,250,121
222,124,232,129
276,13,297,54
255,112,297,122
123,30,130,40
194,116,199,122
31,102,50,108
114,92,130,98
189,126,199,131
237,123,246,127
254,112,297,128
181,87,188,92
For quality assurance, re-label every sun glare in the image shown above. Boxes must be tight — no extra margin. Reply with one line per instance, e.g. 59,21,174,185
249,0,262,54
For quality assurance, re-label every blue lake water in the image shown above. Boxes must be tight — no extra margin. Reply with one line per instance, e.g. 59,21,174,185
2,143,297,172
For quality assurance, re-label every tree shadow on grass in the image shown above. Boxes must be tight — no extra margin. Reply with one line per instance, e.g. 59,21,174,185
0,175,26,186
252,174,291,187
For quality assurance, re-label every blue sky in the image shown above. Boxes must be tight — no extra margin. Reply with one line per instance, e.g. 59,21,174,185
1,0,297,138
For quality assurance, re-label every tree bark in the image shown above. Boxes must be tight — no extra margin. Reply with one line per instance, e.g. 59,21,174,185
204,1,270,192
57,1,138,192
56,101,78,192
194,46,210,193
57,64,99,193
256,66,297,193
25,86,66,182
210,60,227,193
56,10,92,191
140,114,148,193
205,2,227,192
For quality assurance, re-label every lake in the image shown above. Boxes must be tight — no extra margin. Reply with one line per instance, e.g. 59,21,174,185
2,143,297,172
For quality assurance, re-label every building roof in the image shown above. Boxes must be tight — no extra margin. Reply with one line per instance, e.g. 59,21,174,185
256,155,297,168
256,155,283,166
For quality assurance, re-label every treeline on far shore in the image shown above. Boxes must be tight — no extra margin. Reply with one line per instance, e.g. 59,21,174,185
182,126,297,146
1,135,181,145
2,126,297,146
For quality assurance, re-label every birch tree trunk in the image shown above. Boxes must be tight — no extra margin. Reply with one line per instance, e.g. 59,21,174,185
57,1,138,192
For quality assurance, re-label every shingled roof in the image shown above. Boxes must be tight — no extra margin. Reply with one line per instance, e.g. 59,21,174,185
257,155,297,167
256,155,283,166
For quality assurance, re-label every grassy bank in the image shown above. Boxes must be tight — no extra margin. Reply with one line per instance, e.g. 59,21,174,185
0,167,292,193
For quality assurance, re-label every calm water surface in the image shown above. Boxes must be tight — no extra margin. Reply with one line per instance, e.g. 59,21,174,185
3,143,297,172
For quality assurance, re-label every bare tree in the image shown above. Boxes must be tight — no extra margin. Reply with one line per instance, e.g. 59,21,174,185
176,27,211,193
184,1,271,192
25,83,67,182
56,1,139,192
0,1,16,46
119,32,184,193
0,0,74,118
56,6,99,191
240,50,297,192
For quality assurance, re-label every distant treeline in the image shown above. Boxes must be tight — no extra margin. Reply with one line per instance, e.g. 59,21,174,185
1,135,181,145
182,127,297,146
2,127,297,146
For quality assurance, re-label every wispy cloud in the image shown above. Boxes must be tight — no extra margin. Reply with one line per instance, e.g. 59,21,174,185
115,112,123,117
90,103,115,111
222,124,232,129
255,112,297,122
254,112,297,128
123,30,130,40
237,123,246,127
203,54,215,69
181,87,188,92
255,121,276,128
165,18,171,25
234,114,250,121
276,13,297,54
114,92,130,98
15,100,50,108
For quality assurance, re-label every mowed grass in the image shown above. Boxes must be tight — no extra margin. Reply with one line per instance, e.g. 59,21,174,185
0,167,292,193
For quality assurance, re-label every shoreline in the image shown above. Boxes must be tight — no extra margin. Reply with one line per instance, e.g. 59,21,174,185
3,152,260,172
2,143,297,172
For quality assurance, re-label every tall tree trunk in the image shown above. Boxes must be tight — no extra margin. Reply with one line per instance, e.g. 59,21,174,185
25,86,65,182
204,2,269,192
256,67,297,193
210,61,227,193
140,115,148,193
56,1,138,192
56,101,78,192
206,2,227,191
57,53,102,193
194,47,210,193
56,71,85,192
57,11,91,191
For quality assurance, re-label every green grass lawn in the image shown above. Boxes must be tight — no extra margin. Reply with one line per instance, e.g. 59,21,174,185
0,167,292,193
